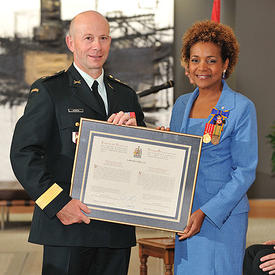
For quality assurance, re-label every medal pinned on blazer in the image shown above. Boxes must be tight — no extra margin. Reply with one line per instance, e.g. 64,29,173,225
203,107,229,145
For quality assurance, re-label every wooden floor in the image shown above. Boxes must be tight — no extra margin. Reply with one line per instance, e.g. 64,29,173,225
0,200,275,275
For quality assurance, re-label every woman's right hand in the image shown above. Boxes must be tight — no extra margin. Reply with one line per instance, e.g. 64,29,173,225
156,126,170,131
177,209,206,240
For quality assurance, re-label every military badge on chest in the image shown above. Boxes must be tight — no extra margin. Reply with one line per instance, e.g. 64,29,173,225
72,121,80,144
203,107,229,145
67,106,83,144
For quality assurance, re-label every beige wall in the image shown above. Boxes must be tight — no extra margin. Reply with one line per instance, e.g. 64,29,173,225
174,0,275,198
234,0,275,198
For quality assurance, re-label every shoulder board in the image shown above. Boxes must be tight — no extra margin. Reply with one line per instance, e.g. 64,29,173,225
40,70,65,82
107,74,132,89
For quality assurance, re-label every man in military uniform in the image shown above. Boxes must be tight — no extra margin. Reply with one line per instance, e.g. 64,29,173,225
10,10,145,275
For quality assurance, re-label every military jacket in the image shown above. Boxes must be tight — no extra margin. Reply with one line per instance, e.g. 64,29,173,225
10,64,145,247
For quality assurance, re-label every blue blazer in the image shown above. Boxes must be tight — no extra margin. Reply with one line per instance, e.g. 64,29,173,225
170,81,258,229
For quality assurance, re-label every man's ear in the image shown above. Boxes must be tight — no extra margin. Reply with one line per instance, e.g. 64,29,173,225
66,35,74,53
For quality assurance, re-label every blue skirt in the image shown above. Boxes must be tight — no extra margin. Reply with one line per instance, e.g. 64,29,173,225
174,213,248,275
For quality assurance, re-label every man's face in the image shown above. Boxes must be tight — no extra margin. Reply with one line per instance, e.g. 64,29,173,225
66,13,111,78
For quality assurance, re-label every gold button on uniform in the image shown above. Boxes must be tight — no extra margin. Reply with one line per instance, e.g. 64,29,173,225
75,122,80,127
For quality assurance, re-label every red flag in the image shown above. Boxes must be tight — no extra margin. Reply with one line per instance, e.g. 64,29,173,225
211,0,220,22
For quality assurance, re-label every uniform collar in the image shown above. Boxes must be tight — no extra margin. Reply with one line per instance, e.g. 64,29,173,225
67,64,107,118
73,63,105,89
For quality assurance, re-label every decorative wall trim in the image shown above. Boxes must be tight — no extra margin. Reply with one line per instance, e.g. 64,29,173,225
249,199,275,218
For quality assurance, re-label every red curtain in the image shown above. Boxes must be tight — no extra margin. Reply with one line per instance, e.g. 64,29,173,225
211,0,221,22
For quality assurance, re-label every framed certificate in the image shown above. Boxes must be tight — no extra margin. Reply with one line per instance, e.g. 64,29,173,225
70,118,202,233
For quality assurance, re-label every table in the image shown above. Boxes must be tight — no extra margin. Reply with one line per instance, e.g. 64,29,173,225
0,181,33,229
138,237,175,275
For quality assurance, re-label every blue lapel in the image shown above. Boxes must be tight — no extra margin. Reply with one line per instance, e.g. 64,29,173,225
180,87,199,133
215,81,235,111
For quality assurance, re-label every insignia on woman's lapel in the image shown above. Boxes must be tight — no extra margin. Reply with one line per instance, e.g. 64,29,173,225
203,107,230,145
203,133,212,143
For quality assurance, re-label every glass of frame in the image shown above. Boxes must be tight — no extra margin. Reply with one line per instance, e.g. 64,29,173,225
70,118,202,232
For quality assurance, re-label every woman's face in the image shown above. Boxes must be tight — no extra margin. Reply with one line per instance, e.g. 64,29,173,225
188,42,228,91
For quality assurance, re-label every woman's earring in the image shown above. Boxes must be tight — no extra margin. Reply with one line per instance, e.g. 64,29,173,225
222,70,226,79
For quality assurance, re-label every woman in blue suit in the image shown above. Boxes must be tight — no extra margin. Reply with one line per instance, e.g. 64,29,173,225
170,20,258,274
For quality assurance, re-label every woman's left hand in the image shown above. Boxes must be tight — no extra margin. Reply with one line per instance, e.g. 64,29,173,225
177,209,206,240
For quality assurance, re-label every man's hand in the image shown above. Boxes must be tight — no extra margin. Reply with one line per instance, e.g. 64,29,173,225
56,199,91,225
108,111,137,126
177,209,205,240
259,250,275,274
264,240,275,245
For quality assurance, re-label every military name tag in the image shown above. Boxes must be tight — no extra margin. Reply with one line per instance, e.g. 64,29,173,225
68,108,84,113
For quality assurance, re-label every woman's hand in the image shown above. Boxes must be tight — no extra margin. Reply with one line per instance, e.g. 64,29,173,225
177,209,206,240
156,126,170,131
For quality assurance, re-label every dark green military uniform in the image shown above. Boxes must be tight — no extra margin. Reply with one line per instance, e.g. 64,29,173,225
10,64,145,274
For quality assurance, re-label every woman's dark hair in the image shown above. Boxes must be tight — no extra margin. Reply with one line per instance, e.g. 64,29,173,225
181,20,239,79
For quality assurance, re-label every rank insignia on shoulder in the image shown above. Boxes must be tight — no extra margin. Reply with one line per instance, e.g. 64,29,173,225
108,74,123,83
41,70,65,81
107,75,132,89
30,88,39,93
107,82,114,89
